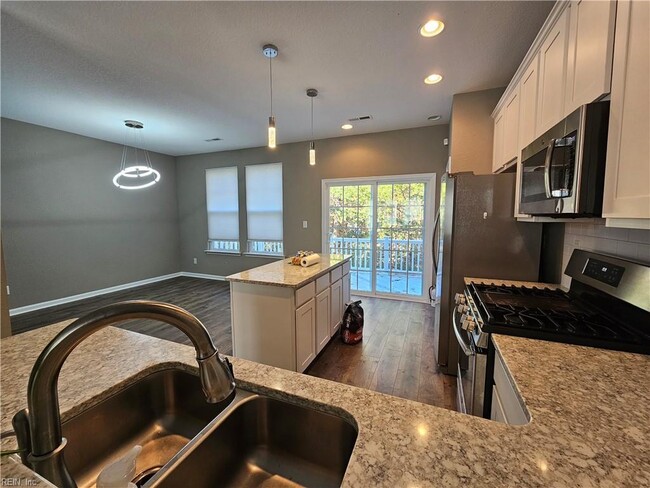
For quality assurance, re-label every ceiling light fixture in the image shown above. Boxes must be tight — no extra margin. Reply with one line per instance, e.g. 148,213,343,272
307,88,318,166
263,44,279,149
419,19,445,37
428,115,442,121
424,73,443,85
341,123,353,130
112,120,160,190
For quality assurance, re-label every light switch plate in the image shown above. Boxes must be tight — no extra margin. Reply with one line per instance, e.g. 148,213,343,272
302,221,308,229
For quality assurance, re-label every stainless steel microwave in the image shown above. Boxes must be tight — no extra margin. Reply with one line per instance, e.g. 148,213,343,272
519,101,610,216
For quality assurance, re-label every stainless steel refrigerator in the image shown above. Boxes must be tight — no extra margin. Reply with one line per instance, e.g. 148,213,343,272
433,172,542,375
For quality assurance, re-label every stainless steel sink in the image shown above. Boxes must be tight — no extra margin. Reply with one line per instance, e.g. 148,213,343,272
50,368,356,488
148,390,358,488
60,369,233,488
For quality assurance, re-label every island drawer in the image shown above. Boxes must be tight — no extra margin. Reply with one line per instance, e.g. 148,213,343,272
295,282,316,307
342,261,351,276
316,273,330,293
330,265,343,282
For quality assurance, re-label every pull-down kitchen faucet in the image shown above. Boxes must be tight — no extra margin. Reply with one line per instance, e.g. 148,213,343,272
12,300,236,488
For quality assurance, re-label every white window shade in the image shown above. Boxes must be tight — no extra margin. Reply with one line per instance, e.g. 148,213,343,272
206,167,239,241
246,163,283,242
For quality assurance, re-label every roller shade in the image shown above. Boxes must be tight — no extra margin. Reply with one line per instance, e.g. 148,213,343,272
246,163,283,241
206,166,239,241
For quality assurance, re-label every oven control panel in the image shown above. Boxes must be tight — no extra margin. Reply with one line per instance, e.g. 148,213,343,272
583,258,625,287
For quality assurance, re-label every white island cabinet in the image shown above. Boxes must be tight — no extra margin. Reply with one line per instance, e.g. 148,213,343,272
226,255,352,372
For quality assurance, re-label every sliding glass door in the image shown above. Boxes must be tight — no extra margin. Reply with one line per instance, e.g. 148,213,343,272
323,175,435,301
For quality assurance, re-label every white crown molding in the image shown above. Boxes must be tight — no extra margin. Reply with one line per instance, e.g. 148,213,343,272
491,0,570,117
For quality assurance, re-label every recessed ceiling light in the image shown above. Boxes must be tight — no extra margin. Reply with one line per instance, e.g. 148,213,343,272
424,73,443,85
428,115,441,121
420,19,445,37
341,124,353,130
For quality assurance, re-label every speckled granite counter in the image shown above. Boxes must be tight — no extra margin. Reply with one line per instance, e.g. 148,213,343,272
226,254,350,288
2,318,649,487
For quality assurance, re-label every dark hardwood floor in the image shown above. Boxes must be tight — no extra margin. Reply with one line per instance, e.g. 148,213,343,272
11,277,233,354
12,278,456,410
307,297,456,410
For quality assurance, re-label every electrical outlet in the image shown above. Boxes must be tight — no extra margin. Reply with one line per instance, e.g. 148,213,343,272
193,257,198,265
302,220,308,229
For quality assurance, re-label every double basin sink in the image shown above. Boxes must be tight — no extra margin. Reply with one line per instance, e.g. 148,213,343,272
56,369,358,488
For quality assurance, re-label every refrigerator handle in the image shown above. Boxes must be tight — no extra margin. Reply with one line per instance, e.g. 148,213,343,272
432,208,441,276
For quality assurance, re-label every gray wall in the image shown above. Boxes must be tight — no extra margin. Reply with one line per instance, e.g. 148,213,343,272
449,87,504,175
1,118,181,308
176,125,449,276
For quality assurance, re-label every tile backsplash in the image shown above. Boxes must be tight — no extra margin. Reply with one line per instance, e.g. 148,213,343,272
561,220,650,288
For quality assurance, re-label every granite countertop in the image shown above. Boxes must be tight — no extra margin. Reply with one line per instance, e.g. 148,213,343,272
2,318,649,487
226,254,351,288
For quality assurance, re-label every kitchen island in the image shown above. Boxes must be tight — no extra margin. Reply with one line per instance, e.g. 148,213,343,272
1,318,649,487
226,254,352,372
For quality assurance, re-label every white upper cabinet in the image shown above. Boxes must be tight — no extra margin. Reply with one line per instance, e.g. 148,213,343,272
518,55,540,150
564,0,616,115
537,7,570,134
492,110,505,173
502,87,520,164
603,0,650,226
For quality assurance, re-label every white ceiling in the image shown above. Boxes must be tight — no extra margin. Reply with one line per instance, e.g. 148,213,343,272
1,1,553,156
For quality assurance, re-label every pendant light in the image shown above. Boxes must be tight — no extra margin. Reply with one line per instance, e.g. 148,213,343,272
306,88,318,166
112,120,160,190
263,44,278,148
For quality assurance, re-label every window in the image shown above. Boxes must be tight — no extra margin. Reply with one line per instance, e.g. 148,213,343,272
205,166,240,253
245,162,284,255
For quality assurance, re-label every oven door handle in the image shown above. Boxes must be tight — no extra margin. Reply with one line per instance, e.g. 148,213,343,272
543,138,556,199
452,306,475,357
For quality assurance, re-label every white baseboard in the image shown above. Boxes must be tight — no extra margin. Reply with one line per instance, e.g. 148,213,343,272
179,272,227,281
9,271,228,316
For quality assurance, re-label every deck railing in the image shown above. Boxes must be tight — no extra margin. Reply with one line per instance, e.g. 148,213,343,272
329,237,424,273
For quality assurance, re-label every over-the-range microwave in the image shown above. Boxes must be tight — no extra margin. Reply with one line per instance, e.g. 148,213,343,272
519,101,610,216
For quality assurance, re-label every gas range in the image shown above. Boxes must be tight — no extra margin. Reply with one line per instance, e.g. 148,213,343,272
463,250,650,355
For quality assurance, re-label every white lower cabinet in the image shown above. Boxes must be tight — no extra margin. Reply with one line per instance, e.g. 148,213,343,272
295,298,316,373
342,272,351,306
315,288,331,354
490,349,528,425
330,279,343,335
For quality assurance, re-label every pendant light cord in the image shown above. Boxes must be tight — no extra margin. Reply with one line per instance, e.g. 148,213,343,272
269,56,273,116
310,97,314,139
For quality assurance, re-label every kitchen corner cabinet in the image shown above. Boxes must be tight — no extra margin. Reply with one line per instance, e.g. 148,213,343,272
491,111,505,173
564,0,616,114
536,7,570,135
492,89,520,174
229,257,351,372
602,0,650,229
490,347,528,425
